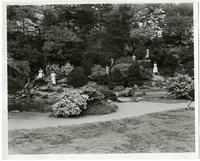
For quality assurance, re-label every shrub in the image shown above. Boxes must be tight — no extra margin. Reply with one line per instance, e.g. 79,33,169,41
126,62,143,86
60,63,73,76
111,63,132,77
89,64,109,85
98,88,118,101
110,69,124,86
116,87,133,97
82,101,119,115
51,88,89,117
115,56,133,64
50,64,61,74
8,76,24,94
80,85,105,103
164,74,192,99
68,67,88,88
113,85,125,92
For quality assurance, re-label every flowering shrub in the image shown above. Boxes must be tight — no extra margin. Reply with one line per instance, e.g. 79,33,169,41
80,85,105,103
60,63,73,76
50,64,61,74
51,88,88,117
51,85,105,117
89,64,108,85
164,74,192,99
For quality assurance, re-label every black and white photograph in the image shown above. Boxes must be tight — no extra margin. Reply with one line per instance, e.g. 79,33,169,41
1,0,199,159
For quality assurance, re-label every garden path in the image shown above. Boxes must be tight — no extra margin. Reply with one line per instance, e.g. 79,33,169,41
8,101,193,130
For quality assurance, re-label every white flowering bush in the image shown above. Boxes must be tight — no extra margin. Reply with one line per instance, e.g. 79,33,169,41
51,88,89,117
164,74,192,99
51,85,106,117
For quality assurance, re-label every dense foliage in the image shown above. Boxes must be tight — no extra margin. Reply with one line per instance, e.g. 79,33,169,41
164,74,193,99
7,4,194,93
67,67,88,88
89,64,108,85
51,84,118,117
51,88,88,117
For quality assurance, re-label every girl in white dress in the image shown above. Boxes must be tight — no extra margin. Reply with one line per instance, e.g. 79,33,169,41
37,68,44,79
153,62,158,74
50,71,56,85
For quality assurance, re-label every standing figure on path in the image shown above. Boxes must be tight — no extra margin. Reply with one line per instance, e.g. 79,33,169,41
37,68,45,79
47,76,53,92
186,78,194,110
110,57,114,67
153,62,158,74
46,64,51,77
132,54,136,62
105,66,110,75
50,71,57,86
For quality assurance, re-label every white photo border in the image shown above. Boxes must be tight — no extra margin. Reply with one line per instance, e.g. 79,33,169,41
1,0,199,160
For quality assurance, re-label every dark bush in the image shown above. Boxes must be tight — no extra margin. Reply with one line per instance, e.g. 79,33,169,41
8,76,24,94
99,88,118,101
82,101,118,115
110,69,124,86
68,67,88,88
126,62,143,86
89,65,109,85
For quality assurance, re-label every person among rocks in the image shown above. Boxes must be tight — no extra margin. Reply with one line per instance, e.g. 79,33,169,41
46,64,51,77
132,54,136,62
105,66,110,75
50,71,57,86
47,76,53,92
37,68,45,79
110,57,114,67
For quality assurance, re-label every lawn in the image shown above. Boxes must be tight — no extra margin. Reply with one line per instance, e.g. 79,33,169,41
8,108,195,154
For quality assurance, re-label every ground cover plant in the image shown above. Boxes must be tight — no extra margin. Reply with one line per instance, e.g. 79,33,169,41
9,108,194,154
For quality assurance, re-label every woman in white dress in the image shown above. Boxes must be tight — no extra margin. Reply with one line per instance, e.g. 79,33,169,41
153,62,158,74
37,68,44,79
50,71,56,85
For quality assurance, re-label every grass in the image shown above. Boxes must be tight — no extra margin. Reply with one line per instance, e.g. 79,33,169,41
8,108,195,154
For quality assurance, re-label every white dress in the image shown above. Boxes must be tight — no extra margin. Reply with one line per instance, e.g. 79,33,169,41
50,73,56,85
153,63,158,74
37,70,44,79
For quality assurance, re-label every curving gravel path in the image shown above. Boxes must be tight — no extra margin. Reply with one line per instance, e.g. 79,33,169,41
8,101,192,130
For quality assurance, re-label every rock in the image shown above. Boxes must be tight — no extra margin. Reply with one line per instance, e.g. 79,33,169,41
152,75,165,81
107,99,113,103
135,97,144,102
140,85,150,89
135,92,146,97
87,81,97,86
10,110,20,113
58,78,68,84
56,87,64,93
38,86,49,91
41,94,48,99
